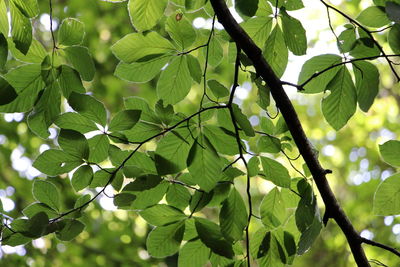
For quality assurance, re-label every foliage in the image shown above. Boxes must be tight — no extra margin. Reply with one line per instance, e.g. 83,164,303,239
0,0,400,266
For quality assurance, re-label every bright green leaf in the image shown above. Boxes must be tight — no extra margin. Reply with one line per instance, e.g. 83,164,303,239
260,156,291,188
63,46,95,81
71,165,93,192
58,129,89,159
32,180,60,211
128,0,167,31
220,188,248,242
321,66,357,130
109,109,141,131
58,18,85,46
157,55,192,105
379,140,400,167
111,32,175,63
373,173,400,215
146,221,185,258
139,204,187,226
33,149,82,176
298,54,342,94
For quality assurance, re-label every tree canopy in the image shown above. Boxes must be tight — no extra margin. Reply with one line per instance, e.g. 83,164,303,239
0,0,400,266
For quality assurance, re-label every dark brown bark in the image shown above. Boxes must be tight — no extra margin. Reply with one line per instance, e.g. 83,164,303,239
209,0,370,266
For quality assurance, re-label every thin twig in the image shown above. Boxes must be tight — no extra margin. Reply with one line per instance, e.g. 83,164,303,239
361,237,400,258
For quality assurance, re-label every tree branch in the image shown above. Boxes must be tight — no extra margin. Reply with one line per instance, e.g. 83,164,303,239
361,237,400,258
209,0,370,265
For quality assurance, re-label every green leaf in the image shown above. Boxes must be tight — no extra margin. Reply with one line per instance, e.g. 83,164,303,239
0,33,7,69
204,125,239,155
10,1,32,55
58,65,86,98
124,96,161,124
205,36,223,67
11,0,39,18
220,188,248,242
298,54,342,94
178,239,211,267
186,54,202,83
55,112,98,133
187,137,222,192
281,10,307,55
124,121,162,143
87,134,110,163
155,128,192,175
195,217,234,258
58,18,85,46
379,140,400,166
386,2,400,23
242,17,273,48
166,184,191,210
90,168,117,188
114,55,170,83
68,92,107,126
27,82,61,139
260,187,286,229
373,173,400,215
63,46,95,81
295,180,318,232
131,181,169,209
74,194,91,210
155,100,174,125
189,190,213,214
56,219,85,241
114,193,136,208
166,12,196,50
2,230,30,246
128,0,167,31
260,156,291,188
321,66,357,130
350,29,380,58
357,6,390,27
157,55,192,105
297,217,322,255
23,212,49,238
337,25,356,53
23,203,59,219
248,156,260,177
111,32,175,63
255,231,286,265
232,104,255,136
257,135,281,153
146,221,185,258
208,79,229,98
33,149,82,176
109,110,141,131
263,25,288,78
7,37,47,63
0,77,18,105
71,165,93,192
139,204,187,226
388,23,400,53
32,180,60,211
0,0,9,36
235,0,259,17
58,129,89,159
352,61,379,112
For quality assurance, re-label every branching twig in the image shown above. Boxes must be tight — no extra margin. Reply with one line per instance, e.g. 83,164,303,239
320,0,400,82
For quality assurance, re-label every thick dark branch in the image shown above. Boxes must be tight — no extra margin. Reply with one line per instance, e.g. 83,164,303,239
209,0,370,266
